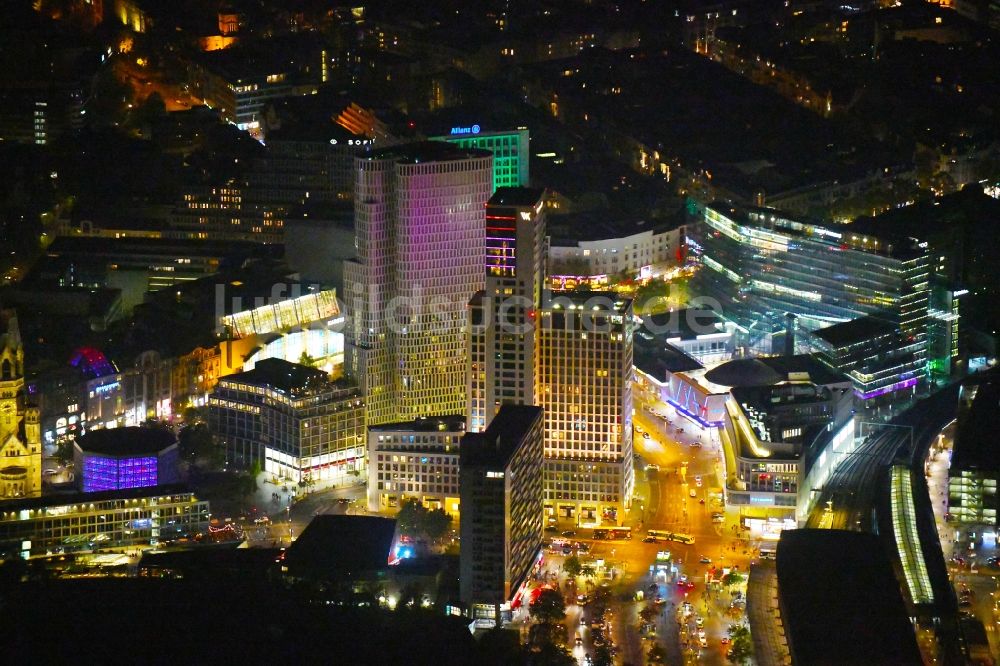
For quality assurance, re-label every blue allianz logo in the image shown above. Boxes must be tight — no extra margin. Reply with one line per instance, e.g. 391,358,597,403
450,124,481,135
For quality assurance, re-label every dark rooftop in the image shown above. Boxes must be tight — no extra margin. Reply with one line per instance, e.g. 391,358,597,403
641,308,726,342
776,529,923,666
488,187,545,208
285,515,397,579
548,211,679,245
75,427,177,457
952,378,1000,472
460,405,542,469
757,355,850,387
813,316,899,348
0,484,196,515
220,358,328,395
634,340,704,379
369,414,466,433
704,359,782,388
368,140,492,164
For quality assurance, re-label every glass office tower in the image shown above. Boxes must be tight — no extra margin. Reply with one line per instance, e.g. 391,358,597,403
689,203,930,356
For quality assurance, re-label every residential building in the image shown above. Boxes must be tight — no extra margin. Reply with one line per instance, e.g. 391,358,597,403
208,359,365,488
459,405,544,624
344,142,493,426
73,427,180,493
366,414,465,516
0,311,41,499
467,187,546,432
0,485,209,560
538,292,634,526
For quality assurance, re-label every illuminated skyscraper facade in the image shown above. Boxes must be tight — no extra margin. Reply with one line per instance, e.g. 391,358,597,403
344,142,493,426
433,128,530,193
467,187,546,432
538,293,634,527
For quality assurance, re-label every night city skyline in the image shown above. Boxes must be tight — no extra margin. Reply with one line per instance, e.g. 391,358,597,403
1,0,1000,664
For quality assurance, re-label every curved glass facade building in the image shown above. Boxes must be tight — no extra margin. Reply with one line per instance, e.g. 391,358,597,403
689,203,930,356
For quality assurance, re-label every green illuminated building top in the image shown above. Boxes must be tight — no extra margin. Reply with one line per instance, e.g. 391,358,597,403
432,128,530,193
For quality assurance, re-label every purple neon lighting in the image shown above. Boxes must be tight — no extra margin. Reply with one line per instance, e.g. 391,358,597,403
82,454,159,492
854,377,918,400
665,398,724,429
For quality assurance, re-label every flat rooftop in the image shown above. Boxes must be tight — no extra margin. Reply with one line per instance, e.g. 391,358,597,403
75,427,176,457
220,358,335,395
369,414,466,433
488,187,544,208
634,339,704,379
0,484,197,516
813,316,898,348
460,405,542,469
953,377,1000,472
776,529,923,666
367,141,492,164
285,515,396,579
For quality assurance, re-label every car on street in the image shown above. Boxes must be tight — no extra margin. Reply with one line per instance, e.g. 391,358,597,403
676,427,684,434
561,530,576,537
694,475,702,487
580,616,587,625
643,536,657,543
712,513,725,523
575,637,583,646
689,489,697,498
721,637,731,645
690,441,702,448
646,463,659,471
699,636,708,648
545,525,558,533
643,431,650,439
696,617,704,628
699,556,712,564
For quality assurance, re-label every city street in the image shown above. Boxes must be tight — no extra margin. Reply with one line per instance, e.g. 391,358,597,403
525,387,755,665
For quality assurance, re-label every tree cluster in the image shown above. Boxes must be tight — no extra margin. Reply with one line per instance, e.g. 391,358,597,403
395,499,452,540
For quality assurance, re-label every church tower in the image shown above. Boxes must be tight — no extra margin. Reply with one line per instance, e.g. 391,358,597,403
0,310,41,498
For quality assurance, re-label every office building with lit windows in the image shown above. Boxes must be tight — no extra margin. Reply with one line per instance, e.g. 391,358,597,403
467,187,546,432
73,427,180,493
367,414,465,516
343,142,493,426
0,485,210,560
432,127,529,193
538,292,634,527
948,379,1000,530
689,202,930,358
812,316,926,407
459,405,544,624
208,359,365,487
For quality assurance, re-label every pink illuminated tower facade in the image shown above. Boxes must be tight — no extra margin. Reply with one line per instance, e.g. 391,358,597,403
344,142,493,426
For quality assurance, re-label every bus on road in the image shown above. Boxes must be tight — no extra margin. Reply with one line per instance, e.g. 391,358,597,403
646,530,695,545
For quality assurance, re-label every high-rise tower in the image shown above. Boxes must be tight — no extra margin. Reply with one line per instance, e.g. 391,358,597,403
467,187,546,432
344,142,493,426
